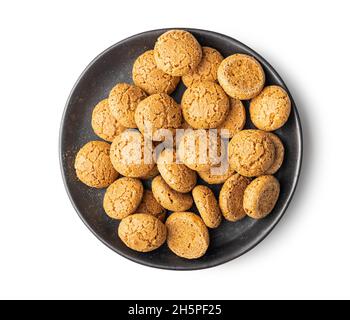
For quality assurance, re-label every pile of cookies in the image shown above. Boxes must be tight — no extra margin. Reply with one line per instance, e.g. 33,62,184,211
74,30,291,260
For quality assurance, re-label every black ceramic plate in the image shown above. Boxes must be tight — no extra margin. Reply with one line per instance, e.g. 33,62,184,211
60,28,302,270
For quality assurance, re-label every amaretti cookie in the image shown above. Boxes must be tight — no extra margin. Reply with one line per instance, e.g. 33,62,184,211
136,190,166,222
243,175,280,219
265,133,285,175
91,99,125,142
103,177,143,219
157,148,197,193
181,82,229,129
154,30,202,76
134,93,182,140
166,212,209,259
178,130,223,172
151,175,193,211
132,50,180,95
74,141,118,188
118,214,167,252
218,54,265,100
182,47,223,87
192,185,222,228
110,130,155,178
198,165,235,185
250,85,291,131
108,83,147,128
228,130,275,177
218,98,246,138
219,173,251,222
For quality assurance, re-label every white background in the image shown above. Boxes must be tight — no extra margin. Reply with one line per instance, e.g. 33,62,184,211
0,0,349,300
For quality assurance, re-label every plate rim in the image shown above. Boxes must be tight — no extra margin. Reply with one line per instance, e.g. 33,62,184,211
59,28,303,270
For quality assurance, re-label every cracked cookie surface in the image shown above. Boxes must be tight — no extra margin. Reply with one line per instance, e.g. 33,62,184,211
103,177,143,219
136,190,166,222
135,93,182,140
166,212,209,259
228,129,275,177
182,47,223,87
108,83,147,128
219,173,251,222
243,175,280,219
218,98,246,138
157,148,197,193
91,99,126,142
132,50,180,95
181,81,229,129
250,85,291,131
75,141,118,188
151,175,193,211
192,185,222,228
118,213,167,252
265,133,285,174
110,130,155,178
218,54,265,100
198,164,235,185
154,30,202,76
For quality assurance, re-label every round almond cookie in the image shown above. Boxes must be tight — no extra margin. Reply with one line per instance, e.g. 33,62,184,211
178,130,223,172
110,130,155,178
74,141,118,188
217,98,246,138
192,185,222,228
132,50,180,95
198,165,235,185
91,99,126,142
265,133,285,175
135,93,182,141
243,175,280,219
250,85,291,131
182,47,223,87
154,30,202,76
140,165,159,180
157,148,197,193
181,82,229,129
103,177,143,219
166,212,209,259
228,130,275,177
136,190,166,222
118,214,167,252
219,173,251,222
151,176,193,211
108,83,147,128
218,54,265,100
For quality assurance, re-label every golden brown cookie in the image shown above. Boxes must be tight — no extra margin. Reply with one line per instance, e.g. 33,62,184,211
178,130,223,172
108,83,147,128
243,175,280,219
74,141,118,188
166,212,209,259
132,50,180,95
134,93,182,140
136,190,166,222
265,133,285,175
140,165,160,180
151,176,193,211
219,173,251,222
250,85,291,131
103,177,143,219
181,82,229,129
182,47,223,87
192,185,222,228
110,130,155,178
198,165,235,185
228,130,275,177
118,214,167,252
218,98,246,138
154,30,202,76
91,99,125,142
218,54,265,100
157,148,197,193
